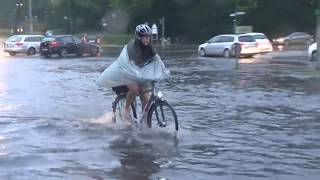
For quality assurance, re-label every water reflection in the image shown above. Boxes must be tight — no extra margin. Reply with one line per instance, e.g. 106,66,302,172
0,53,320,179
109,131,178,180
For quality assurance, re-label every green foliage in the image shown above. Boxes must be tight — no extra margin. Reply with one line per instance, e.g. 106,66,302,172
238,0,257,11
0,0,317,43
243,0,316,38
100,33,134,46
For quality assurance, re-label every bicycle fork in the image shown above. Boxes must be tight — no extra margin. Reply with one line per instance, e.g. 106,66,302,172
154,102,167,127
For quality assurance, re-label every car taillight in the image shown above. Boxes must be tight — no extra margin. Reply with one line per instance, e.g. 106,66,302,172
50,41,58,47
240,43,245,48
255,42,258,47
15,42,23,46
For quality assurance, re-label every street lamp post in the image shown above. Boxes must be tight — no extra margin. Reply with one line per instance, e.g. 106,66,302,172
229,11,245,33
64,16,70,33
15,0,23,34
159,17,165,46
316,0,320,62
28,0,33,34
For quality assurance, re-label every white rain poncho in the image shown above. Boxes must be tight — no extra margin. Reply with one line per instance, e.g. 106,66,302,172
97,45,169,88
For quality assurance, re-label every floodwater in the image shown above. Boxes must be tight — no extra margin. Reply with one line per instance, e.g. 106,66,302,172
0,50,320,180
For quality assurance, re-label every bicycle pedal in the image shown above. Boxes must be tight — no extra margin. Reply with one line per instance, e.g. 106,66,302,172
158,122,167,127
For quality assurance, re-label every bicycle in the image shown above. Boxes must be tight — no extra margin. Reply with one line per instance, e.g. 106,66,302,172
111,81,179,133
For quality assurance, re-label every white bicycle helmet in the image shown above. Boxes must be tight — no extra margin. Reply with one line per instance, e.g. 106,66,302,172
135,24,152,37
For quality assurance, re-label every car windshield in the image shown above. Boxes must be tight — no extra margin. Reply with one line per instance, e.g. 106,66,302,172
87,35,97,39
238,36,255,42
7,36,22,42
73,37,82,43
43,37,56,42
289,32,308,38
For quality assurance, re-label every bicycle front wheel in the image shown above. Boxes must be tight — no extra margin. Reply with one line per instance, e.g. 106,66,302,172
147,100,179,133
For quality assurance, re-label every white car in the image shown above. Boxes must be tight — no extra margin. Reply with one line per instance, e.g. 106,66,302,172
308,42,317,61
198,34,259,58
245,32,273,54
3,35,44,56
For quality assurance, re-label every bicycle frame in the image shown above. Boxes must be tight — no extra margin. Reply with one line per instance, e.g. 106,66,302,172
134,81,160,126
112,80,179,132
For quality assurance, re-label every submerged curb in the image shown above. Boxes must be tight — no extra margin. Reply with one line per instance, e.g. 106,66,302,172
260,50,320,67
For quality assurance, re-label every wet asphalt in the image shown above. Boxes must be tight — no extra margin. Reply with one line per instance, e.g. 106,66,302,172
0,48,320,180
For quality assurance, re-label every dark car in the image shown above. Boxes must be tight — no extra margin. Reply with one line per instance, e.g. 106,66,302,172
86,35,101,45
273,32,314,46
40,35,100,58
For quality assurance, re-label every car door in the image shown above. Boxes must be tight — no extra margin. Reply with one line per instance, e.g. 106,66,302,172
72,36,85,54
26,36,44,51
34,36,44,51
215,36,234,55
206,36,220,55
289,32,305,44
63,36,77,53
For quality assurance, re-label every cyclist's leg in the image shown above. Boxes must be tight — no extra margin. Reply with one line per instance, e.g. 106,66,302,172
139,82,152,117
124,83,139,120
140,92,149,112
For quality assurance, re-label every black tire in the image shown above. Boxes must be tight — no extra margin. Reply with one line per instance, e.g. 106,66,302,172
147,100,178,132
223,49,231,58
112,95,137,123
44,53,51,58
90,48,99,57
311,51,317,61
59,48,67,58
9,52,16,56
27,47,36,56
199,48,206,57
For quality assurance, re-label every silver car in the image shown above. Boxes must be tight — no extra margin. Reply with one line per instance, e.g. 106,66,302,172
198,34,259,58
3,35,44,56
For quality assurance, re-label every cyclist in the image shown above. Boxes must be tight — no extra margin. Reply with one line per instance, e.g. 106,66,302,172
123,24,156,120
97,24,169,122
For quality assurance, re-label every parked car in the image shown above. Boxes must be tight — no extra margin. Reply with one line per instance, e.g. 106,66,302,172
40,35,100,58
273,32,313,46
245,32,273,54
3,35,44,56
198,34,259,58
308,42,317,61
86,34,101,45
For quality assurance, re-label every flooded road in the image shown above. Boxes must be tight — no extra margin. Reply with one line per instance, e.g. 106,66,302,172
0,51,320,180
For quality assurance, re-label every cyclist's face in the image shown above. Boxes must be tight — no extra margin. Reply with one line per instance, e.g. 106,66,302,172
140,36,151,46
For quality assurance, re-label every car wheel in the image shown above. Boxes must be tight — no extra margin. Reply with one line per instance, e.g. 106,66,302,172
43,53,51,58
9,52,16,56
311,51,317,61
59,48,67,58
91,48,99,57
199,48,206,57
27,47,36,56
223,49,231,58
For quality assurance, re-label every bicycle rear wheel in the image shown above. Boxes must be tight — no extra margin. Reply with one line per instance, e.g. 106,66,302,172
112,95,137,123
147,100,178,133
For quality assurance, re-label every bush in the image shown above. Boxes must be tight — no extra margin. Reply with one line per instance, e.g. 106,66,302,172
100,33,134,46
0,29,12,37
